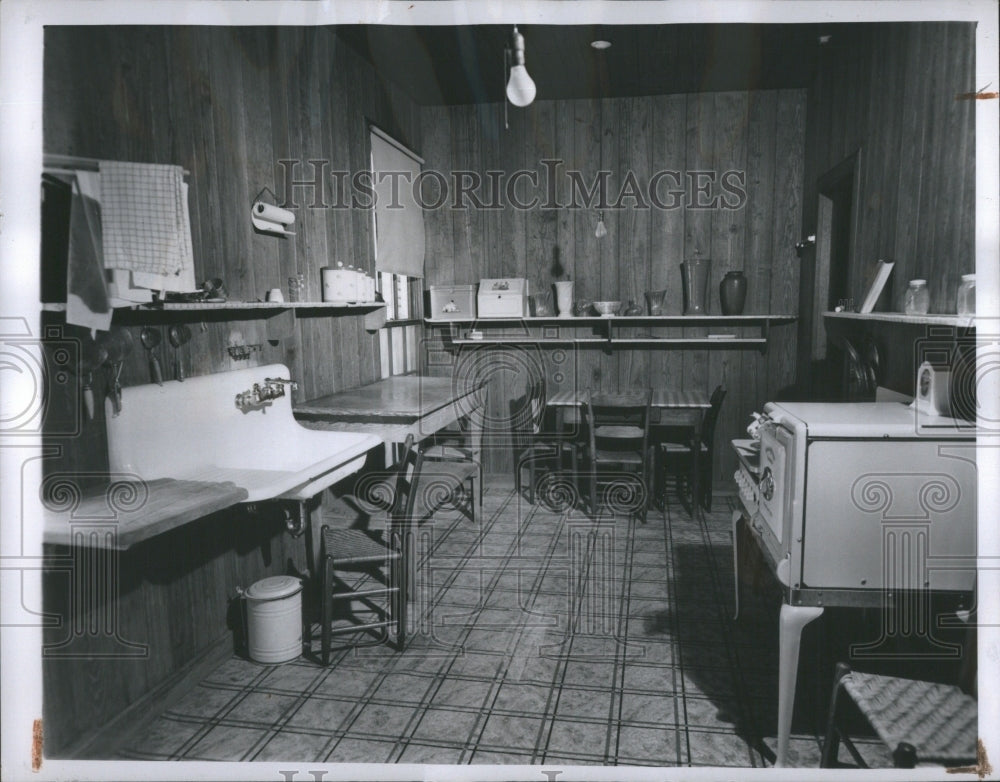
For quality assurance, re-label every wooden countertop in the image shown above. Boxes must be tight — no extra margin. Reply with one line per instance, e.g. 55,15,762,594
43,478,249,550
294,376,481,423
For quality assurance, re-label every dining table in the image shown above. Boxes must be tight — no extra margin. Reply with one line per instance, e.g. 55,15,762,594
545,387,711,516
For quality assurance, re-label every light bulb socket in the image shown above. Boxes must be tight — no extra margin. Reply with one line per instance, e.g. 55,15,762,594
510,27,526,66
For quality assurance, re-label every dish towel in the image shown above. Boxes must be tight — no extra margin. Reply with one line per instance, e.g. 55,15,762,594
65,171,112,334
99,161,194,280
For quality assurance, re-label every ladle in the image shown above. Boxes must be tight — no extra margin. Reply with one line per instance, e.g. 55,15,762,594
140,326,163,385
168,323,192,381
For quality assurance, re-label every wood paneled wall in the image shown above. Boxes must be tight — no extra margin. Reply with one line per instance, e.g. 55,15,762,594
798,22,976,388
420,91,806,478
42,507,306,757
44,25,421,433
41,25,420,753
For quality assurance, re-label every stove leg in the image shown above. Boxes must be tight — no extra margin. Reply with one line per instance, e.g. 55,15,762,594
731,509,743,621
776,603,824,767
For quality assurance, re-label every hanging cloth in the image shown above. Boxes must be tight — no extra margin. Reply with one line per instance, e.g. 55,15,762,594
65,171,112,333
99,161,194,281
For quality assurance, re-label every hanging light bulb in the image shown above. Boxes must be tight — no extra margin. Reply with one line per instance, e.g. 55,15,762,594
505,26,536,107
595,211,608,238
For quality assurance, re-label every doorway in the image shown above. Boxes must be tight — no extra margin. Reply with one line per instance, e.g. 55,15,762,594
809,152,860,398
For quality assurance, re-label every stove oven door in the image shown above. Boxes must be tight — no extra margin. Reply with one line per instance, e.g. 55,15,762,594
755,420,803,577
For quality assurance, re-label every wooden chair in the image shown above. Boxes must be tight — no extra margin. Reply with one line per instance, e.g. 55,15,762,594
320,433,479,663
659,384,726,512
820,662,977,768
583,390,652,523
514,378,580,505
420,386,486,514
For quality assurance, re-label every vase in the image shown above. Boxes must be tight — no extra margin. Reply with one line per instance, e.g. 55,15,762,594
531,290,553,316
719,270,748,315
623,300,642,316
554,280,574,317
681,258,711,315
645,289,667,315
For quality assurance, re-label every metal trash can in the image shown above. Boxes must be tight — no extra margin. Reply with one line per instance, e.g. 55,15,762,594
244,575,303,664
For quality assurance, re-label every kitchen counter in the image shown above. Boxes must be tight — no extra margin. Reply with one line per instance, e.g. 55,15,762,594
43,478,249,550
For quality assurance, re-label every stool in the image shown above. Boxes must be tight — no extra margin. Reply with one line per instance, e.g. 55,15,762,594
821,662,977,768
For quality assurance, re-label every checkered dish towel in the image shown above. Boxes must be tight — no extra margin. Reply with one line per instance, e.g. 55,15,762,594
99,161,194,277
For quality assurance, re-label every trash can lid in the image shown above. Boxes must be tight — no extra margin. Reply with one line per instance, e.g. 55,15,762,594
245,575,302,600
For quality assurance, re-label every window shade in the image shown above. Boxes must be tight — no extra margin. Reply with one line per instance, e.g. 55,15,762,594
371,127,425,278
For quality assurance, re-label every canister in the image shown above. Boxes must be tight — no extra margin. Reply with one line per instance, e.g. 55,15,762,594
244,575,303,664
322,264,358,302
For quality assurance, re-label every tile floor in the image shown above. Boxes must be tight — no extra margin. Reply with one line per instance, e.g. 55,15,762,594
118,479,897,767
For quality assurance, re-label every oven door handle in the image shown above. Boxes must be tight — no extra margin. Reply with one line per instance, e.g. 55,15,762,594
760,467,775,501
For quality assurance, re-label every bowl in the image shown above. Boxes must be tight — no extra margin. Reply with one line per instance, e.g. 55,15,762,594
592,300,621,317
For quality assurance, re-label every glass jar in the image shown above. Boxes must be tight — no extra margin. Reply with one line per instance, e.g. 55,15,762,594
904,279,930,315
956,274,976,316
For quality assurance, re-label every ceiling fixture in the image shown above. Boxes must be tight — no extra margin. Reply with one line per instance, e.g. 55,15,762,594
505,25,536,108
590,39,612,50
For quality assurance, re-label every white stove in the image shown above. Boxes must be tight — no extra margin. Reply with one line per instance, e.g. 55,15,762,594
732,400,977,766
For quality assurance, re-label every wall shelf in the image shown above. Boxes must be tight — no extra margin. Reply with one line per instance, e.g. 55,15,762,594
451,337,769,349
824,311,975,328
426,314,795,354
41,300,386,327
426,314,797,326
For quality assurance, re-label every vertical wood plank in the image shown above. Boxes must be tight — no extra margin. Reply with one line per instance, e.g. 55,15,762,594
574,98,602,393
768,89,805,396
745,89,777,438
710,91,748,482
682,92,714,392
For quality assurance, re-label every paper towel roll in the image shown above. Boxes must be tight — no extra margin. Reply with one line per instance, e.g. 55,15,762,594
253,201,295,225
251,201,296,236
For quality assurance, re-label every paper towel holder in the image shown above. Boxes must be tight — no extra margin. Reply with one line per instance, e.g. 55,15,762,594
251,186,296,236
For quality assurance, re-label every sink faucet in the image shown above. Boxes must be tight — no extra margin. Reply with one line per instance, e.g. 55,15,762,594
261,377,298,400
234,377,299,412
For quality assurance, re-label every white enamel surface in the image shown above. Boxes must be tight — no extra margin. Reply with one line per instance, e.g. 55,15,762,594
106,363,381,502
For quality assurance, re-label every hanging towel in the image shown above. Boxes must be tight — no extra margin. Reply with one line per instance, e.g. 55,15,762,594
132,182,198,293
65,171,112,333
99,161,194,280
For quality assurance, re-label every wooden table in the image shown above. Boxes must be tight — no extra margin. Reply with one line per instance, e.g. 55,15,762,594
546,388,711,515
295,375,486,580
295,375,485,449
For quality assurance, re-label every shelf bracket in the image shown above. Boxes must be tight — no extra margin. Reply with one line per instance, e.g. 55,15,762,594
759,319,771,355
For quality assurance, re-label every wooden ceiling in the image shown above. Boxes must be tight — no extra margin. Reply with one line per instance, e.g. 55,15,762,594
334,23,853,105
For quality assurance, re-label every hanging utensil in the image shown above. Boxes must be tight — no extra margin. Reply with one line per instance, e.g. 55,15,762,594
70,332,107,420
140,326,163,385
168,323,192,381
98,329,124,416
115,328,134,413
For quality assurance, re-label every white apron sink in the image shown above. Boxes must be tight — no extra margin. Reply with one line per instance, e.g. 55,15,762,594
106,363,381,502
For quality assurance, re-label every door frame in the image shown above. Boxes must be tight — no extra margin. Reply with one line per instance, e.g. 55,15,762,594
811,150,861,361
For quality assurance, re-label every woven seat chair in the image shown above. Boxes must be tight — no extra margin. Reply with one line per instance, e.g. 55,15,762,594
420,386,486,514
658,384,726,512
821,662,978,768
320,433,480,663
583,390,652,523
515,378,580,505
319,435,421,663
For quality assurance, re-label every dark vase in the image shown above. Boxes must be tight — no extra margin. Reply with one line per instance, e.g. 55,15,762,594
719,270,748,315
681,258,711,315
